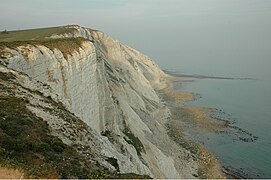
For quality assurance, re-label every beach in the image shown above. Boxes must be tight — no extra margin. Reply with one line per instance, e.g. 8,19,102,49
159,74,227,178
159,72,266,178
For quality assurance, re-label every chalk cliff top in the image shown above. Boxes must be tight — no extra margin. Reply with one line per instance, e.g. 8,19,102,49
0,25,82,42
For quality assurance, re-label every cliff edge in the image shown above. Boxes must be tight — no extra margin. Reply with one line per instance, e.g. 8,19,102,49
0,25,212,178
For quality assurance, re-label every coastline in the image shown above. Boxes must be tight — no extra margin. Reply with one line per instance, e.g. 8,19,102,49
159,74,225,178
160,72,260,178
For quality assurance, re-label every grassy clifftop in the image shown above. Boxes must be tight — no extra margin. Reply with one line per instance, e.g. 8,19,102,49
0,37,87,59
0,26,87,59
0,26,75,42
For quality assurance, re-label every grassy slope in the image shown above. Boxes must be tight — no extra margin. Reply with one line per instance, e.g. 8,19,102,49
0,26,74,42
0,72,107,178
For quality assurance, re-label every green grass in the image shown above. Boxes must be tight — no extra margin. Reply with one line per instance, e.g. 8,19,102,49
0,26,75,42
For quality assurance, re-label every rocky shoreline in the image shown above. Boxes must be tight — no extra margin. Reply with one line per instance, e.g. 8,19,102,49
158,75,225,178
160,73,259,178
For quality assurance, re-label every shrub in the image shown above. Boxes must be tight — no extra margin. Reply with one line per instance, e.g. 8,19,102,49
106,157,119,172
123,121,145,156
1,30,8,34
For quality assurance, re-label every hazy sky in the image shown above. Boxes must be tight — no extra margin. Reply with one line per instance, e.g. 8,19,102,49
1,0,271,77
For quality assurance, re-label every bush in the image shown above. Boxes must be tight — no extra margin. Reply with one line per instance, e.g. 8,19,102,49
1,30,8,34
106,157,119,172
123,121,145,156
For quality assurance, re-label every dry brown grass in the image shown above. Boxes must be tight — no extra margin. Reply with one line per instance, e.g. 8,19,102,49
0,166,24,179
0,37,87,59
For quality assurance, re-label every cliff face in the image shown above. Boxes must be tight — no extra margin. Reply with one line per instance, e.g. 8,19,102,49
0,26,198,178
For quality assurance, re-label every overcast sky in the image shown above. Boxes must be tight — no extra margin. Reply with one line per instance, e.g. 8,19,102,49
1,0,271,77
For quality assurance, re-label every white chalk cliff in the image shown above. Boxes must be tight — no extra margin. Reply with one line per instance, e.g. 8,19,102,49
0,25,198,178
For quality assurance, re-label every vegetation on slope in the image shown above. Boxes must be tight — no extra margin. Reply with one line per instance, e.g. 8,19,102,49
0,95,105,178
0,37,87,59
123,121,145,156
0,71,151,179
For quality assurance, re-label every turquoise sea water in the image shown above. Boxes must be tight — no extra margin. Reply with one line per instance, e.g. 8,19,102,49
171,70,271,177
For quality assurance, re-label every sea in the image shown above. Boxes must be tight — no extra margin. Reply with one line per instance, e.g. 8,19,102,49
168,67,271,178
